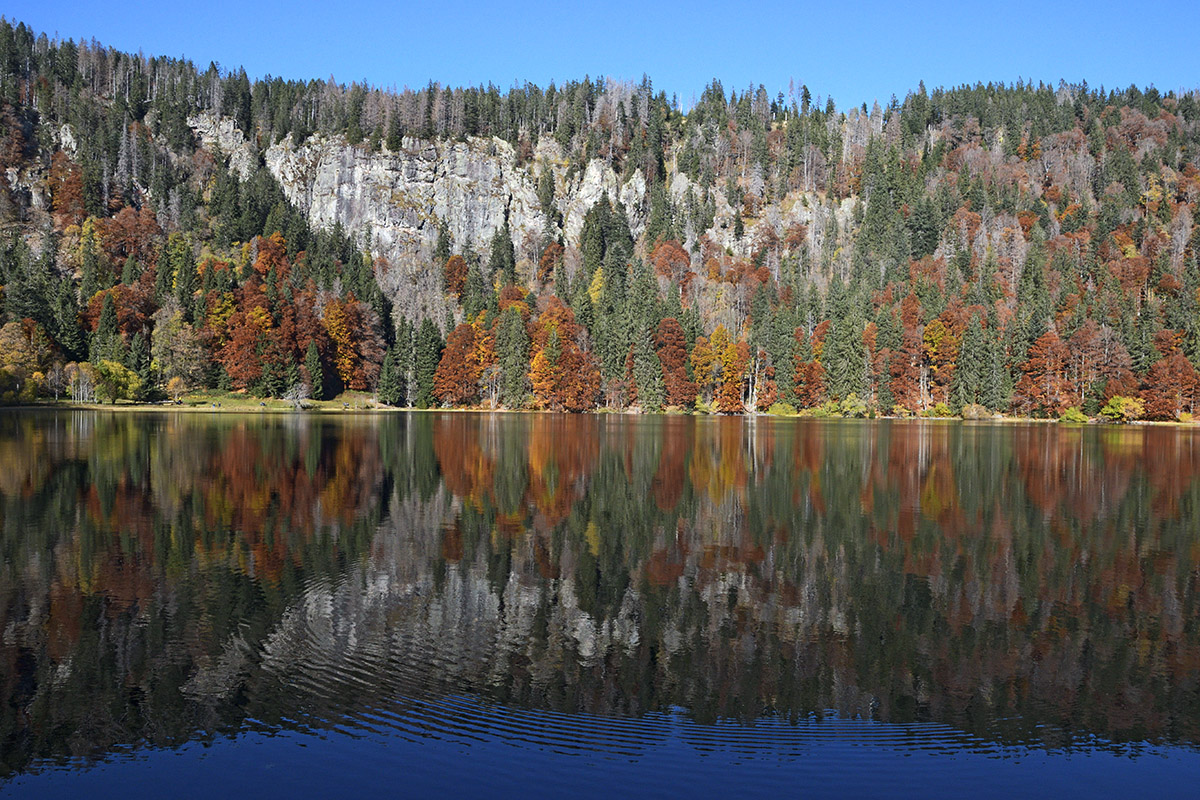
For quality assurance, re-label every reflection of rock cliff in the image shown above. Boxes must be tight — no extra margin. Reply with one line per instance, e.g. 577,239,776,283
4,413,1200,778
246,479,1199,746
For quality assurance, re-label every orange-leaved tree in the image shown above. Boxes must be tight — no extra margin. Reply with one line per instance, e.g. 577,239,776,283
655,317,697,408
434,323,484,405
1142,329,1198,420
1013,329,1071,416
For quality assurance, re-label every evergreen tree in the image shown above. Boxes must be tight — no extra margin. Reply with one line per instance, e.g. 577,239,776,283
90,293,124,364
414,318,443,408
385,111,402,151
537,164,556,214
982,330,1009,411
121,255,139,286
632,331,665,411
487,221,516,285
462,261,489,320
79,221,106,303
394,317,415,405
305,340,324,400
378,347,403,406
126,331,152,399
496,305,529,408
822,282,864,401
950,315,986,410
52,282,86,362
434,221,452,263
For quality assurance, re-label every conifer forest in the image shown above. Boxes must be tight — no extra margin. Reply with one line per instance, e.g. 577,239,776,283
2,17,1200,420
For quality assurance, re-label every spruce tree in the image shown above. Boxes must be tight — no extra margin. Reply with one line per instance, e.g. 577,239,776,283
414,318,443,408
496,306,529,408
121,255,139,286
487,222,516,285
126,332,152,399
824,312,864,402
632,331,665,412
434,221,452,264
982,331,1009,411
951,315,985,411
462,261,488,320
90,293,125,364
80,221,106,302
305,340,324,400
53,282,86,362
378,348,402,406
768,307,796,402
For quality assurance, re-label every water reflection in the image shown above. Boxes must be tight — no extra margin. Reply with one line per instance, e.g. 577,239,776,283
1,411,1198,778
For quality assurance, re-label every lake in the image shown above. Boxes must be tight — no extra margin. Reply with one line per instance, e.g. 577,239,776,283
1,411,1199,797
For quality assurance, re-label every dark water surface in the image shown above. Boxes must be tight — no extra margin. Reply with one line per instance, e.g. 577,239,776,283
2,411,1199,797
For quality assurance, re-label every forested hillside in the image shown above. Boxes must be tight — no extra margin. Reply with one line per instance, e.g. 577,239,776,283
1,17,1199,418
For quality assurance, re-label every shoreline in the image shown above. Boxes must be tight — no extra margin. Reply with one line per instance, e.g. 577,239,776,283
2,400,1196,426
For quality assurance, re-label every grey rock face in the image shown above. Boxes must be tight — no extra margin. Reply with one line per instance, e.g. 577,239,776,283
264,133,549,264
188,112,257,181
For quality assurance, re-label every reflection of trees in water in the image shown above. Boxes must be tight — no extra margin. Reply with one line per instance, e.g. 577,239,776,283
1,413,1199,776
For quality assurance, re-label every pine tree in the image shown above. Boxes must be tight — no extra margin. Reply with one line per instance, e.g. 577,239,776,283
487,222,516,285
80,220,106,303
52,282,85,362
90,293,124,364
950,315,985,411
768,306,796,402
434,221,452,263
496,306,529,408
305,340,324,400
414,317,443,408
126,331,152,399
377,347,401,406
632,331,665,412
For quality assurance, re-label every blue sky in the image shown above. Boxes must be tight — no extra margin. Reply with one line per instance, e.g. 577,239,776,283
6,1,1198,109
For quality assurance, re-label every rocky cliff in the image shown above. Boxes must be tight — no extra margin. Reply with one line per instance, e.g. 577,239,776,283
187,112,854,322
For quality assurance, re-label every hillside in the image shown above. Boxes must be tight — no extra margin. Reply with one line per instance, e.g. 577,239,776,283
1,17,1198,417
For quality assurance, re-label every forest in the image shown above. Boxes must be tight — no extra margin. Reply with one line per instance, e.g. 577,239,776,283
1,17,1199,418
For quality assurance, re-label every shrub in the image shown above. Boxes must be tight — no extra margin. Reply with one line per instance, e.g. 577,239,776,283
960,403,991,419
1100,395,1144,423
840,393,869,418
923,402,953,418
766,401,798,416
1058,406,1089,423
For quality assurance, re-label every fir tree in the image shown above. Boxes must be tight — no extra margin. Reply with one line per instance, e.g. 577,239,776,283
982,330,1009,411
126,331,152,399
79,221,106,303
305,340,324,400
950,315,986,411
434,221,452,264
632,331,665,412
378,347,403,406
52,282,85,362
90,293,124,364
496,306,529,408
487,221,516,285
414,318,443,408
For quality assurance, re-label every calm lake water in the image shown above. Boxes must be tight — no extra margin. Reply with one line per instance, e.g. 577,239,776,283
2,411,1199,797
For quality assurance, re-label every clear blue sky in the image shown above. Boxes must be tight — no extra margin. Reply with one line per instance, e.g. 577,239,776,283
6,1,1198,109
